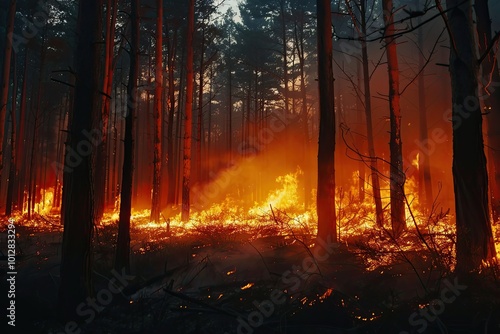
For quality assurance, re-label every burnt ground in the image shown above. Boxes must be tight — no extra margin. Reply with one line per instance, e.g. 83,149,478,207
1,220,500,334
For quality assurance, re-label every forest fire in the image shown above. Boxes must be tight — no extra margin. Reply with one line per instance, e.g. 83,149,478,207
18,168,492,273
2,0,500,332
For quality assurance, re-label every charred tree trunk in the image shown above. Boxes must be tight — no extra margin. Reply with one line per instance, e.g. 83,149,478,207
382,0,405,237
115,0,139,272
5,49,16,216
227,46,233,162
0,0,15,198
95,0,118,222
316,0,337,242
181,0,195,221
196,24,205,184
446,0,496,271
279,0,289,118
356,59,365,202
475,0,500,222
166,27,177,206
360,0,384,227
151,0,163,223
417,15,433,211
294,16,311,209
58,0,102,320
16,50,28,211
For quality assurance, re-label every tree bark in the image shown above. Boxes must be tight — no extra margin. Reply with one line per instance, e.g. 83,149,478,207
181,0,195,221
95,0,118,222
115,0,139,272
151,0,163,223
5,48,16,216
382,0,405,237
0,0,15,198
475,0,500,222
446,0,496,272
316,0,337,242
58,0,102,320
360,0,384,227
197,23,205,184
166,27,177,206
15,49,28,211
417,14,433,211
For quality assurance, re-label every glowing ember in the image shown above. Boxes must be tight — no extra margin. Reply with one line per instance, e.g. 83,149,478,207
240,283,254,290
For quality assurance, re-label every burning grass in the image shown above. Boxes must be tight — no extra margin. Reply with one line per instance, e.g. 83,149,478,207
6,170,500,274
3,170,500,333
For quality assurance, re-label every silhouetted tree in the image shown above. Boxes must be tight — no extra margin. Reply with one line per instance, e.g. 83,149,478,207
316,0,337,242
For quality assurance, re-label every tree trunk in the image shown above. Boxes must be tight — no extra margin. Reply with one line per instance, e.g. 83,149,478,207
16,49,28,211
279,0,289,118
227,49,233,162
197,24,205,184
115,0,139,272
360,0,384,227
151,0,163,223
446,0,496,272
0,0,15,198
475,0,500,222
316,0,337,242
417,14,433,211
94,0,118,222
294,15,311,209
382,0,405,237
181,0,195,221
174,43,185,205
166,28,177,206
356,58,365,202
5,49,16,216
58,0,102,320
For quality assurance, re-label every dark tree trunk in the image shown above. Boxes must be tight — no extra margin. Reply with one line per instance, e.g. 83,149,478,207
360,0,384,227
58,0,102,320
382,0,405,237
294,14,311,210
446,0,496,272
174,43,185,205
115,0,139,272
475,0,500,222
16,50,28,211
0,0,15,198
166,28,177,206
316,0,337,242
181,0,195,221
95,0,118,222
5,49,16,216
196,24,205,184
151,0,163,223
417,14,433,211
227,46,233,162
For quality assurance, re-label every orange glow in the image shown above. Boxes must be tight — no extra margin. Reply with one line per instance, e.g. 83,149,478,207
8,167,500,268
21,187,55,216
240,283,254,290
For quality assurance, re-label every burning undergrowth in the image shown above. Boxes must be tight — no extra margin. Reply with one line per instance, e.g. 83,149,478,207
3,169,500,333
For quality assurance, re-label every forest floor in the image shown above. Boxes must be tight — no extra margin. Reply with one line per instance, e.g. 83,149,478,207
1,215,500,334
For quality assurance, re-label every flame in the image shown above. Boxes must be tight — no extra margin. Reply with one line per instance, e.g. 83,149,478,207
8,167,500,268
241,283,254,290
21,187,55,216
412,153,419,169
